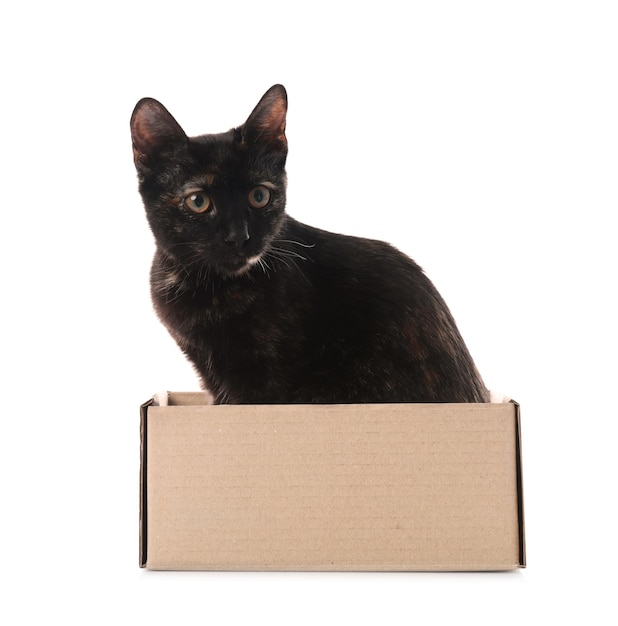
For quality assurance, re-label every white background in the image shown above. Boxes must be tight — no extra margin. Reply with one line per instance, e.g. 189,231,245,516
1,1,616,623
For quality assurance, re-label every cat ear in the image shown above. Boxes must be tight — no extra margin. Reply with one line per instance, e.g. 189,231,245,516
243,84,288,151
130,98,188,171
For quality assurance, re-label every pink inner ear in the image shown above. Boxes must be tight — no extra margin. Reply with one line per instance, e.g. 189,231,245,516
132,113,158,154
266,98,287,140
133,107,168,152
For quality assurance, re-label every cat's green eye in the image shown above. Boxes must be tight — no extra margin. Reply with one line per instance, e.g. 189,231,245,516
248,186,271,209
184,192,211,214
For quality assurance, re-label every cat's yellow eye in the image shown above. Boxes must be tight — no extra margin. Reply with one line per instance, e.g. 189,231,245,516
248,186,271,209
184,192,211,214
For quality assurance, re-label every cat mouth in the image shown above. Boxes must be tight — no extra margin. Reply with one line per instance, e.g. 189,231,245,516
226,252,263,276
237,254,263,275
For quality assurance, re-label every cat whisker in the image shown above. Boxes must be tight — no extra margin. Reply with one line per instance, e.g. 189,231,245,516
265,250,292,271
275,239,316,249
264,249,312,285
158,278,191,305
270,246,310,262
254,257,271,278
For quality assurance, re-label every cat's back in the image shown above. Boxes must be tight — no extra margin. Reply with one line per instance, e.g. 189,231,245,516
280,218,441,311
272,218,488,403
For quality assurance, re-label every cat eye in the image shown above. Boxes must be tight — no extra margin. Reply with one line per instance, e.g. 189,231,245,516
248,186,271,209
184,192,212,214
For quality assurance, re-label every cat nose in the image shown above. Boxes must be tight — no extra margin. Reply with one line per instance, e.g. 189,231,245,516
224,224,250,251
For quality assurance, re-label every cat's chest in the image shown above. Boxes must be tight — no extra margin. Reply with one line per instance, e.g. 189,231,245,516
151,261,263,335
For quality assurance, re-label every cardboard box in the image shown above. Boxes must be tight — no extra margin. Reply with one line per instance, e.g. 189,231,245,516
140,393,525,571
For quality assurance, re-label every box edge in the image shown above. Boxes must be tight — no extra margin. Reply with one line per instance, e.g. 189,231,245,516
139,398,154,569
512,400,526,568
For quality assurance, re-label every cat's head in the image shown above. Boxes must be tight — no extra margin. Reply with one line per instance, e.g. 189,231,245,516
130,85,288,276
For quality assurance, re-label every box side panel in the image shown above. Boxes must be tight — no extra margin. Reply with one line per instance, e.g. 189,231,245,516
145,403,521,571
167,391,211,407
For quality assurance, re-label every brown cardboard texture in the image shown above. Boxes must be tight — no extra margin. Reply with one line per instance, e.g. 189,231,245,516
140,393,525,571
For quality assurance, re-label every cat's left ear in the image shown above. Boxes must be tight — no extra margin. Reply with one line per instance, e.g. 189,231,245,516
130,98,188,172
242,85,288,152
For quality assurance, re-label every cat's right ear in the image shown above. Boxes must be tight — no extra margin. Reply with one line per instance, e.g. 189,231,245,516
130,98,188,172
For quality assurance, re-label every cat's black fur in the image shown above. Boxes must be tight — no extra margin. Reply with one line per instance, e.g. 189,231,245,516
131,85,488,403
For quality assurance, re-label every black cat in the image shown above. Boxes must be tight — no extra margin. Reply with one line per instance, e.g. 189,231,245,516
131,85,488,403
